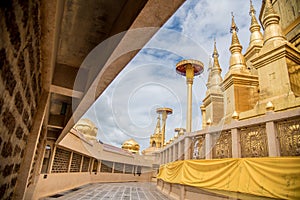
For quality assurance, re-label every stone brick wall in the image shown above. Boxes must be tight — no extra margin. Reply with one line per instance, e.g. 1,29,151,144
0,0,42,199
51,148,71,173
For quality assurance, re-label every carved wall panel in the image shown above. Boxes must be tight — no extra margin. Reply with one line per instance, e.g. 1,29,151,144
212,131,232,159
277,118,300,156
287,58,300,97
240,125,268,158
192,135,205,159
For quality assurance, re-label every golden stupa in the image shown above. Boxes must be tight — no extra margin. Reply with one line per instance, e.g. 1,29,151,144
121,138,140,154
74,118,98,140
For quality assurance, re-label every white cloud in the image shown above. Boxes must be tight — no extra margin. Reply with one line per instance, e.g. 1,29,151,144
82,0,263,151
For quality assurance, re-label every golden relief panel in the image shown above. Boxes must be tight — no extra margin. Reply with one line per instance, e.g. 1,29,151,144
212,131,232,159
277,118,300,156
192,135,205,159
240,125,268,158
287,58,300,97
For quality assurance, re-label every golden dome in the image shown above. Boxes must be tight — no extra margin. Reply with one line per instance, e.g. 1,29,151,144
122,138,140,154
74,118,98,140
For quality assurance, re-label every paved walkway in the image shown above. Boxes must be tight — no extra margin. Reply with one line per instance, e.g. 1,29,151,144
42,182,171,200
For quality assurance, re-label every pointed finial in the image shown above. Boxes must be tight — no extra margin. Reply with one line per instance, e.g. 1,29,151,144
230,13,241,46
230,12,239,33
212,38,219,58
206,57,213,89
249,0,259,26
208,56,212,71
249,0,256,15
265,0,276,16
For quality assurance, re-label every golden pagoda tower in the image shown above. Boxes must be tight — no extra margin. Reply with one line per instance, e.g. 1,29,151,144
142,108,172,155
203,39,224,125
206,58,213,92
244,0,263,75
249,0,300,115
149,115,162,148
221,13,259,122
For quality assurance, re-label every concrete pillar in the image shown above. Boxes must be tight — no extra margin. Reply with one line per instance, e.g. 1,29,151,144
168,147,171,162
165,150,167,164
90,159,95,173
231,128,241,158
97,160,101,172
171,146,174,162
88,158,92,172
14,92,49,200
48,144,56,174
184,137,192,160
79,156,84,172
173,144,176,161
168,148,171,163
187,81,193,132
178,141,182,160
112,162,115,173
180,185,185,200
67,152,73,172
266,121,280,156
37,138,47,175
205,134,212,159
174,144,177,161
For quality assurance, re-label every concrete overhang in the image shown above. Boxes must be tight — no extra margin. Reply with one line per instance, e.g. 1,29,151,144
40,0,185,143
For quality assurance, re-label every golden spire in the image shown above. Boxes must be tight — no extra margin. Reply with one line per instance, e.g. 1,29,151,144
248,0,263,48
213,38,219,57
262,0,285,45
249,0,257,25
229,13,247,73
212,39,221,73
154,115,161,134
206,57,212,89
230,12,240,46
264,0,276,17
208,39,223,92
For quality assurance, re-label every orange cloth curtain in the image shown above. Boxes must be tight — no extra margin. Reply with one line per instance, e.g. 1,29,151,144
157,157,300,199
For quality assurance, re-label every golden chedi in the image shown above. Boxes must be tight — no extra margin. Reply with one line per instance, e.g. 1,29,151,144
122,138,140,154
74,118,98,140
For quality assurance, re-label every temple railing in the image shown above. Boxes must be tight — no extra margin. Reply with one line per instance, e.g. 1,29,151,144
159,108,300,163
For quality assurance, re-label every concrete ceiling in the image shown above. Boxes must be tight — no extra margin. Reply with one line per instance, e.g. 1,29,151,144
40,0,185,142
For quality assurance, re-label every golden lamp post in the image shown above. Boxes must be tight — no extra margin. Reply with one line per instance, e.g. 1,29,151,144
176,59,204,132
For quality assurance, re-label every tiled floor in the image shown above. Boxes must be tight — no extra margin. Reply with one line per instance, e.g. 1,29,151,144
42,182,171,200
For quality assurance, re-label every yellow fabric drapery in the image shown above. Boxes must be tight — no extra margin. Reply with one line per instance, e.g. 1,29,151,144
157,157,300,199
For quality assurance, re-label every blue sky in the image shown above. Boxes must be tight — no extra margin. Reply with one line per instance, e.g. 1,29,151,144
81,0,263,151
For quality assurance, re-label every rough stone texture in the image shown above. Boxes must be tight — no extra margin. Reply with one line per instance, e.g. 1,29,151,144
0,0,42,199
